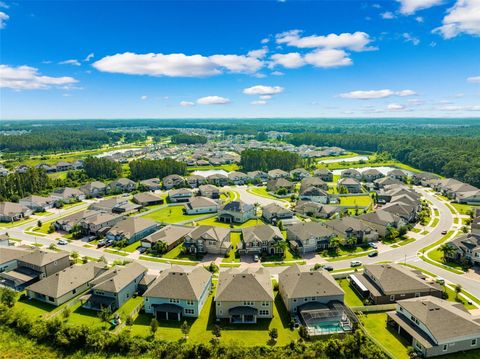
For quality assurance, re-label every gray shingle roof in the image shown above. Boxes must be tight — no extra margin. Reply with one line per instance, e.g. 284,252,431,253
215,267,273,302
91,261,146,293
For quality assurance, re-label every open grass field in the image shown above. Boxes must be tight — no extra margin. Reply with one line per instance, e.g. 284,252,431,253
196,217,264,229
141,205,206,223
247,186,288,201
338,195,373,207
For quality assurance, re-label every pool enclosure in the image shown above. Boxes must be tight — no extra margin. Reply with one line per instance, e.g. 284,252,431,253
298,301,357,336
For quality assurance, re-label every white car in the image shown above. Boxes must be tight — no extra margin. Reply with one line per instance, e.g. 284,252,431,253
58,239,68,245
253,255,260,262
350,260,362,267
368,242,378,249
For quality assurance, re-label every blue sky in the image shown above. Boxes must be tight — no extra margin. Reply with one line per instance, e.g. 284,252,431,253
0,0,479,119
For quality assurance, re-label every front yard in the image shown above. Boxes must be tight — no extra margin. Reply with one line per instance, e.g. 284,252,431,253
141,205,206,224
195,217,264,229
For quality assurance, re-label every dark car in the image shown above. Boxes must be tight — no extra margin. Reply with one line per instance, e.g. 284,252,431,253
97,239,107,248
368,251,378,257
324,265,334,271
441,230,448,235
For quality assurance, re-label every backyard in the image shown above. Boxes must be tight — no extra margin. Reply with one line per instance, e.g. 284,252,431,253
196,216,264,229
141,205,207,224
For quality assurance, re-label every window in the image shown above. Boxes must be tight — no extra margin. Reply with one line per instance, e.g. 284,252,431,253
443,344,448,352
169,298,180,304
472,339,477,346
304,298,308,302
262,302,269,307
243,301,254,306
415,292,420,297
259,310,269,316
145,298,149,302
48,296,54,302
184,309,194,315
390,295,395,302
187,300,194,306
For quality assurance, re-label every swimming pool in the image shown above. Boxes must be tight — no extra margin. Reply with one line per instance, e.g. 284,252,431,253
310,320,352,335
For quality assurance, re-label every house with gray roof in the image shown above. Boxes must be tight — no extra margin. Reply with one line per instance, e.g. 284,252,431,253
445,233,480,266
162,174,185,189
412,172,440,186
78,212,124,236
106,217,158,244
337,177,362,193
300,177,328,191
294,201,341,219
0,202,32,223
26,262,108,306
89,197,141,214
184,196,218,214
362,168,384,182
290,168,310,181
51,187,86,203
341,169,362,180
238,224,284,255
267,178,295,194
261,203,293,223
279,264,344,313
168,188,193,203
286,221,337,254
133,192,164,206
349,264,442,305
139,178,162,191
186,175,206,188
207,173,229,187
387,296,480,357
19,195,56,212
107,178,137,193
326,217,379,243
183,225,231,255
198,184,220,199
247,170,268,183
228,171,249,185
358,210,406,237
313,168,333,182
387,169,407,182
299,186,329,204
215,268,274,323
218,200,255,224
268,169,289,179
82,261,147,311
141,225,192,251
79,181,107,198
144,266,212,320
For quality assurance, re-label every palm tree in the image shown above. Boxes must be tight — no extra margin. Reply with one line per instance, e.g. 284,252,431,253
454,284,462,300
329,237,341,256
274,240,289,259
439,243,456,262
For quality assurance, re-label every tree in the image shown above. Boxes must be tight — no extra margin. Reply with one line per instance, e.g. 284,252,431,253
150,318,159,336
37,220,42,228
126,315,134,326
181,320,190,339
98,307,112,322
62,307,71,319
212,324,222,338
277,221,284,231
71,251,80,262
206,262,219,273
48,243,58,251
385,226,399,241
273,240,289,258
329,237,341,255
268,328,278,344
151,240,168,255
298,325,310,339
454,284,462,300
83,156,122,180
0,287,16,307
439,243,456,262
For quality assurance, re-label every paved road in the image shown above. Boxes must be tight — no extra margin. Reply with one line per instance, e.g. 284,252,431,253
5,185,480,298
226,185,289,207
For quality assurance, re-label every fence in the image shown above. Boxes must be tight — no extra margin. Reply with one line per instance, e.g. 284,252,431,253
351,304,396,313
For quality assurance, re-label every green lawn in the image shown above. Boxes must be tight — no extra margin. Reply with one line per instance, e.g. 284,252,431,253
427,248,464,272
338,195,373,207
452,203,479,215
119,241,141,253
359,312,410,359
430,217,439,227
15,295,58,318
139,255,198,266
130,292,299,346
196,217,264,229
247,186,288,201
443,285,476,310
66,301,106,327
222,232,241,263
161,244,203,261
337,279,364,307
0,217,36,228
141,205,206,224
103,248,129,256
116,296,144,320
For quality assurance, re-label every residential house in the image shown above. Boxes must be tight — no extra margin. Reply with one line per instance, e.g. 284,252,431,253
266,178,295,194
247,171,268,183
268,169,289,179
51,187,85,203
362,168,384,182
78,212,124,236
228,171,249,185
261,203,293,223
207,173,229,187
341,169,362,180
54,210,98,232
358,210,406,238
133,192,164,206
108,178,137,193
168,188,193,203
19,195,56,212
294,201,341,219
215,268,274,323
387,169,407,182
186,175,206,188
300,177,328,191
337,178,362,193
298,186,329,204
349,264,442,304
82,262,147,311
412,172,440,186
79,181,107,198
381,202,418,223
279,264,344,313
290,168,310,181
445,233,480,266
218,200,256,224
55,161,73,172
143,266,212,320
106,217,158,244
374,177,403,190
183,225,231,255
0,202,32,223
472,216,480,234
238,224,285,255
141,225,192,251
198,184,220,199
26,262,108,306
387,296,480,357
89,197,141,214
287,222,337,253
140,178,162,191
313,168,333,182
326,217,379,243
184,196,218,214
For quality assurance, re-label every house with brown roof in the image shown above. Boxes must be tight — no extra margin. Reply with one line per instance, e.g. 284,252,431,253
106,217,159,244
215,268,274,323
198,184,220,199
19,195,56,212
337,178,362,193
267,178,295,194
286,222,337,253
238,224,285,255
387,296,480,357
107,178,137,193
218,200,255,224
141,225,192,251
162,174,185,189
313,168,333,182
183,225,231,255
26,262,108,306
51,187,86,203
143,266,212,320
79,181,107,198
0,202,32,222
133,192,164,206
139,178,162,191
184,196,218,214
261,203,293,224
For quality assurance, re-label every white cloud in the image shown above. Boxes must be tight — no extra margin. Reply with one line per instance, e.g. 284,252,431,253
467,75,480,83
251,100,267,105
93,51,264,77
416,16,424,22
0,64,78,90
243,85,284,95
196,96,230,105
397,0,443,15
140,95,148,100
271,71,284,76
275,30,376,51
84,53,95,62
433,0,480,38
180,101,195,107
403,32,420,45
381,11,396,19
0,11,9,29
304,49,352,68
387,103,406,111
59,59,81,66
339,89,417,99
260,95,272,100
440,104,480,111
270,52,305,68
0,2,9,9
261,38,270,44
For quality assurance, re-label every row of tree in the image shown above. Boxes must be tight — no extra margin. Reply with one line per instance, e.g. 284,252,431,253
129,158,187,181
171,134,208,145
83,157,123,179
240,149,302,172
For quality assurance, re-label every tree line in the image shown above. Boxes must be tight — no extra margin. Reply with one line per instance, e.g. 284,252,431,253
129,158,187,181
287,133,480,187
83,157,123,180
171,134,208,145
240,149,302,172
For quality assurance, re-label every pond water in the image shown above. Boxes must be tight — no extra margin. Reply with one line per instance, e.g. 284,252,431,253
318,156,369,164
331,166,412,176
191,169,229,177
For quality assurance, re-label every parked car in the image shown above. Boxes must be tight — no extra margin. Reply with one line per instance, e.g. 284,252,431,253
253,255,260,262
58,239,67,245
138,246,147,254
368,242,377,249
436,277,445,285
350,260,362,267
104,239,114,247
368,251,378,257
97,239,107,248
441,230,447,235
324,265,334,271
